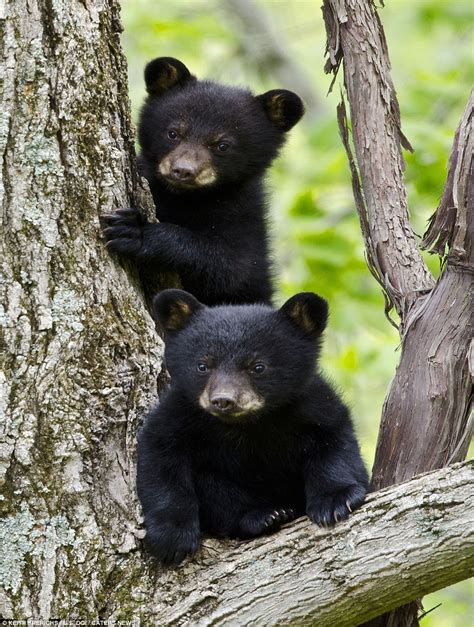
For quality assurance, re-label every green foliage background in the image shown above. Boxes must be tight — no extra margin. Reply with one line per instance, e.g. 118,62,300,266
120,0,473,623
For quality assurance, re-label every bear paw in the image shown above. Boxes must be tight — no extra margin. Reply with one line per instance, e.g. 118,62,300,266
101,208,146,257
144,521,200,566
306,483,366,528
239,507,296,537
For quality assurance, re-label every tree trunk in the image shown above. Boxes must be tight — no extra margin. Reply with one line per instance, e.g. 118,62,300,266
0,0,163,618
1,1,472,623
323,0,473,624
371,93,473,488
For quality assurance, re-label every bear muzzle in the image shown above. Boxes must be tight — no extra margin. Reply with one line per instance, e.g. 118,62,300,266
158,146,217,189
199,372,264,420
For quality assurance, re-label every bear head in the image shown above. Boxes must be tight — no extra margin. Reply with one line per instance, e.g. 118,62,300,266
139,57,305,191
153,289,328,423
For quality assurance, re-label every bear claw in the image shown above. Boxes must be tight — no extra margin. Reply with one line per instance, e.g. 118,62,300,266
101,208,147,258
263,508,295,528
239,506,296,537
307,484,366,527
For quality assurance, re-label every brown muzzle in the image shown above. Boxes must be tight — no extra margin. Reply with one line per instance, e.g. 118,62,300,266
199,372,264,419
158,144,217,188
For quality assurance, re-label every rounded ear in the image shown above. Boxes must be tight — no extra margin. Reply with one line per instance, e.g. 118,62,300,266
144,57,195,97
279,292,328,339
153,289,204,333
256,89,305,132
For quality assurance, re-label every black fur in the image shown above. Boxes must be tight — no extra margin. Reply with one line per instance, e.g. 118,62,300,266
101,58,304,306
137,289,368,565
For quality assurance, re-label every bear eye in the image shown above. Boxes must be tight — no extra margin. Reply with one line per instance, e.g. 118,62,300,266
197,361,209,373
250,363,266,375
217,142,229,153
168,129,179,140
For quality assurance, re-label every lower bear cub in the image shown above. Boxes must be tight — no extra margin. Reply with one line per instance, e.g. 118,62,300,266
137,289,368,565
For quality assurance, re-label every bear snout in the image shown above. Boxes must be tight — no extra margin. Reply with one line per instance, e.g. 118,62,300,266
199,372,264,419
158,145,216,188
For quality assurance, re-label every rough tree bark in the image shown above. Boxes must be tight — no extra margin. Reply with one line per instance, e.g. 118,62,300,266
323,0,473,624
0,0,164,618
1,0,472,623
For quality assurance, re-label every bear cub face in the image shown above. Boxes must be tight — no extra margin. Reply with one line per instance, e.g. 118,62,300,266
155,289,328,421
139,57,305,191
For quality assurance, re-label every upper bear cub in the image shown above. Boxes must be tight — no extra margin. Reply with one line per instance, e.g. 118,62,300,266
102,57,304,306
137,289,368,565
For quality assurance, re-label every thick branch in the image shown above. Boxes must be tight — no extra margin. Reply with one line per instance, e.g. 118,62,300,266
323,0,434,324
101,461,474,625
323,3,473,624
370,91,474,491
322,2,473,490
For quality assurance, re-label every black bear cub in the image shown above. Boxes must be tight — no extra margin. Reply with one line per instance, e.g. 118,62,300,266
137,289,368,565
102,57,304,306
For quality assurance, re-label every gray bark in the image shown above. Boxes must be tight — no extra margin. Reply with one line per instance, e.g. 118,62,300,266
103,460,472,627
0,0,163,618
323,0,473,624
1,0,472,623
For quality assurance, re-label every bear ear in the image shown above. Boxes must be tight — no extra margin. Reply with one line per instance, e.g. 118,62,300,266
153,289,204,333
144,57,194,97
279,292,328,339
256,89,305,132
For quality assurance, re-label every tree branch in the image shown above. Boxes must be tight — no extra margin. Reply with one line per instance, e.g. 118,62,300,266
99,461,474,625
321,0,473,501
370,91,474,493
322,3,473,624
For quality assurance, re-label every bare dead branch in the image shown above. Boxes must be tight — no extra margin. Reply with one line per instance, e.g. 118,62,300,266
337,95,399,326
322,3,473,625
370,91,474,488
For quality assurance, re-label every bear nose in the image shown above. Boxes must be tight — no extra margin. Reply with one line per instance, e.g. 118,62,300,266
210,395,237,412
171,162,195,182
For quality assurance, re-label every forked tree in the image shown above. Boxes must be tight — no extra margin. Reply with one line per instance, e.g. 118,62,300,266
322,0,473,623
0,0,472,624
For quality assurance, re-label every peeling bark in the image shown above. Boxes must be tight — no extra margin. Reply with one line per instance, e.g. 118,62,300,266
323,1,473,625
323,0,434,325
372,90,473,487
422,91,474,265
